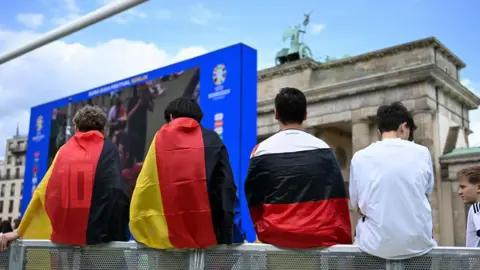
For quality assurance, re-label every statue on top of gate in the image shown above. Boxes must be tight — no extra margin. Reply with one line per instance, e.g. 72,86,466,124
275,11,315,66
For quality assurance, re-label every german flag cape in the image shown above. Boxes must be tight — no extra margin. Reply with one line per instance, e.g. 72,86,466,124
130,117,237,249
18,131,130,245
245,129,352,248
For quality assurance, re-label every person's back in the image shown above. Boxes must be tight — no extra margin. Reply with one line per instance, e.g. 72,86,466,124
2,105,130,247
245,87,352,249
349,102,436,260
351,139,435,258
130,97,244,249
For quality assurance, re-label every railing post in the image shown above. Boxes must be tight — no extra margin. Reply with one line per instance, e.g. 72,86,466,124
386,259,405,270
188,249,205,270
8,241,25,269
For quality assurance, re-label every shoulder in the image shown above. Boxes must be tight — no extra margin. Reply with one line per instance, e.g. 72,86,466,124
101,139,120,156
252,130,330,158
200,127,223,146
472,202,480,215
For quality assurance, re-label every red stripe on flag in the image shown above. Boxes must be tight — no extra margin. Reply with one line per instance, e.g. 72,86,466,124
250,198,352,248
155,119,217,248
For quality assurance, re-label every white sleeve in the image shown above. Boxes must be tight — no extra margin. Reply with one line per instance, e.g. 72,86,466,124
425,148,434,195
108,107,116,121
349,157,359,211
472,203,480,231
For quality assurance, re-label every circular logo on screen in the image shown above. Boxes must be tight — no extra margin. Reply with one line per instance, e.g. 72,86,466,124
213,64,227,85
36,116,43,132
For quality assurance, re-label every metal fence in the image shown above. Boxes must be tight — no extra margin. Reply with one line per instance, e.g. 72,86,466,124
3,240,480,269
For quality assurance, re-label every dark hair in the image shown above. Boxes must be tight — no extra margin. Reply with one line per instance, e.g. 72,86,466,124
376,102,417,134
164,97,203,123
0,220,12,233
458,166,480,184
274,87,307,125
73,105,107,132
13,218,20,230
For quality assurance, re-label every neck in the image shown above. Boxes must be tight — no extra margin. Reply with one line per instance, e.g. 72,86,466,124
476,194,480,203
279,123,303,131
381,131,400,140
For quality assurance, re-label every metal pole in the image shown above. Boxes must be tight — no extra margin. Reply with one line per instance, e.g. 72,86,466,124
0,0,149,65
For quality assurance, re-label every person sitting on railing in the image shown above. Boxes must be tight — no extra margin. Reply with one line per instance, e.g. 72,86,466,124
457,166,480,247
0,105,130,250
245,87,352,248
130,97,244,249
349,102,437,260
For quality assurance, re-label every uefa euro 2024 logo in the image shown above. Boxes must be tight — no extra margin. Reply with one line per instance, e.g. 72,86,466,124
213,64,226,86
36,116,43,132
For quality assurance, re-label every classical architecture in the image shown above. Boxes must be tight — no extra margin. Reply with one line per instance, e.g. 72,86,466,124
256,37,480,246
0,129,27,225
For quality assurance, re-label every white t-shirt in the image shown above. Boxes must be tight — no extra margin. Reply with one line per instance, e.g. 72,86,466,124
466,203,480,247
349,138,437,260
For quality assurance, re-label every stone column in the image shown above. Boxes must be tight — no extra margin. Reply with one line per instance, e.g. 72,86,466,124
352,119,370,154
350,118,370,239
412,109,445,244
451,180,467,246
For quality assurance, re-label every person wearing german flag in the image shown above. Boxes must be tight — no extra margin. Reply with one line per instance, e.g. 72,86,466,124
245,87,352,248
129,97,244,249
0,105,130,267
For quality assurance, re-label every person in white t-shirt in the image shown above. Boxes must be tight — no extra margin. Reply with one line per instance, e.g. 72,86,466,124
349,102,437,260
457,166,480,247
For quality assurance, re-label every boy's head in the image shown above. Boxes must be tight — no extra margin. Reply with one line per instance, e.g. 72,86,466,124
457,166,480,204
164,97,203,123
274,87,307,126
376,102,416,140
73,105,107,133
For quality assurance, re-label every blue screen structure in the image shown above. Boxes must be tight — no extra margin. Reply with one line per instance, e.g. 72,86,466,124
23,43,258,242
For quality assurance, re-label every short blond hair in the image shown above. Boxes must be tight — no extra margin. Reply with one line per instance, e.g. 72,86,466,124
458,166,480,184
73,105,107,132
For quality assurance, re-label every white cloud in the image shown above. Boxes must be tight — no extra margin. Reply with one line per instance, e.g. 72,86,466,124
51,0,82,26
156,9,172,20
0,29,208,159
461,78,480,146
97,0,149,24
189,4,218,25
16,13,45,29
310,23,325,35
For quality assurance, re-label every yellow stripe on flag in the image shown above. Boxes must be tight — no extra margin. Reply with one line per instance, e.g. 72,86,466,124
129,135,173,249
18,152,60,239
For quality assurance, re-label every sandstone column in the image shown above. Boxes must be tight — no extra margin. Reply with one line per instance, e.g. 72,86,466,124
412,109,445,244
350,118,371,238
451,180,467,246
352,119,370,154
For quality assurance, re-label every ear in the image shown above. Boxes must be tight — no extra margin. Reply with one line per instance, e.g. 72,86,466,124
303,111,307,121
169,113,174,122
274,108,279,120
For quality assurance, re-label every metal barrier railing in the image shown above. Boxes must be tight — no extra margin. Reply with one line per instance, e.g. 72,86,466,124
3,240,480,269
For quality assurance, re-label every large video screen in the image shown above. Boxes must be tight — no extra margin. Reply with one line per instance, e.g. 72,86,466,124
25,44,258,241
46,68,200,195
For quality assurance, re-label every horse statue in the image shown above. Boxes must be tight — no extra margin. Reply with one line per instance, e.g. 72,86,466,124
275,12,314,65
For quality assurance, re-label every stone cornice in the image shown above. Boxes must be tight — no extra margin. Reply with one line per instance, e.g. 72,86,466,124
258,59,319,82
257,63,479,115
316,37,465,70
429,67,480,109
257,63,435,114
257,37,466,82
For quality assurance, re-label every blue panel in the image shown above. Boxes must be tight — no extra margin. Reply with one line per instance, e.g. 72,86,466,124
23,43,257,242
239,45,257,242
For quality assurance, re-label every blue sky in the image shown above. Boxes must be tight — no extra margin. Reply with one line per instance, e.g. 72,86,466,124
0,0,479,156
0,0,478,79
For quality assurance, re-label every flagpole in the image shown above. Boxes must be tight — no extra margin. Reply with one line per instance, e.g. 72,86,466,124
0,0,149,65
